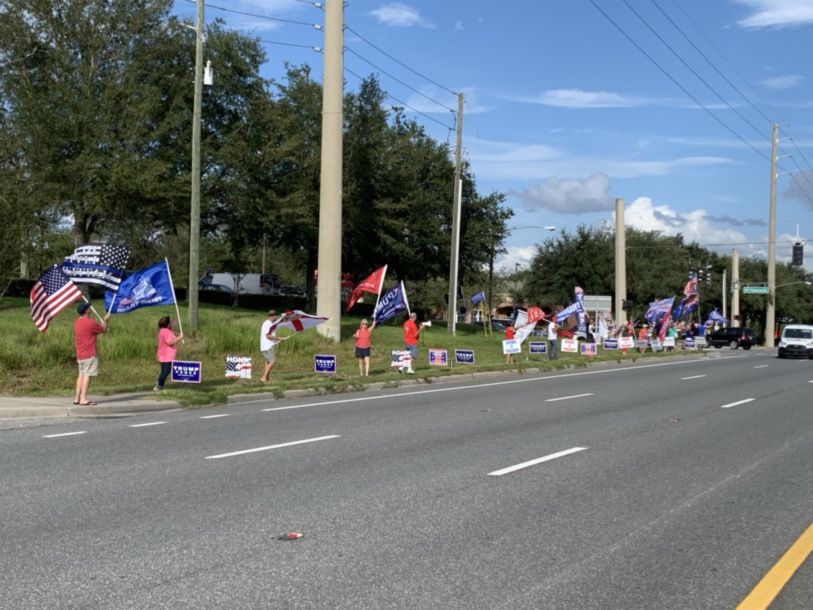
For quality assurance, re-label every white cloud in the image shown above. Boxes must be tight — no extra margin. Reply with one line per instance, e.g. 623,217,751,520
515,172,614,214
735,0,813,28
622,197,748,247
784,168,813,206
761,74,803,89
515,89,651,109
494,246,538,273
369,3,434,28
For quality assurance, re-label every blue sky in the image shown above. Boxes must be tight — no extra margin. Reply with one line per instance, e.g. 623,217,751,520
172,0,813,273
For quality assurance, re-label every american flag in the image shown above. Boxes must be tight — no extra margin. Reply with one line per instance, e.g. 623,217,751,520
30,266,84,333
62,243,130,291
225,356,252,379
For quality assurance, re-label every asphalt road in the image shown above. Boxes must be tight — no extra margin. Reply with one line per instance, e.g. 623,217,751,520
2,350,812,609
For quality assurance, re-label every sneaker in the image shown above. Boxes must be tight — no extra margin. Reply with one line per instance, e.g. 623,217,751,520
406,369,415,374
153,386,163,392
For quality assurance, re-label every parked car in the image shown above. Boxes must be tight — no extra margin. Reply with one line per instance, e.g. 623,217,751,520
705,326,756,350
472,319,512,332
199,283,233,294
777,324,813,358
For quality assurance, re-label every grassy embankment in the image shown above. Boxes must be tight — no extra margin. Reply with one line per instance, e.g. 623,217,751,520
0,297,681,406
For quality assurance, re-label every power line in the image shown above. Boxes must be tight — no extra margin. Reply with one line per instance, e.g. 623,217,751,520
183,0,319,28
589,0,772,164
622,0,768,141
344,25,458,97
344,47,456,114
344,67,454,132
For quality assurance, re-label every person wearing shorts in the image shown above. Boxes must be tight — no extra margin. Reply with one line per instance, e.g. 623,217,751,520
259,310,281,383
354,318,372,376
73,302,110,406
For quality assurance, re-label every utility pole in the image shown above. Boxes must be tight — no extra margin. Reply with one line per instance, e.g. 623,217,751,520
614,198,627,327
732,248,740,325
447,92,464,335
316,0,344,342
766,123,778,347
188,0,204,331
722,268,727,322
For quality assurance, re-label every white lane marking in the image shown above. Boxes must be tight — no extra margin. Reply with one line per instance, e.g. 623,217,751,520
721,398,756,409
43,431,87,438
129,421,167,428
200,414,230,419
545,393,593,402
681,374,706,380
488,447,587,476
257,357,747,412
753,365,769,369
205,435,340,460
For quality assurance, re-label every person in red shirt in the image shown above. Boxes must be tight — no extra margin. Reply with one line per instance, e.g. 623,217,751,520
505,325,516,364
155,316,184,391
401,312,423,374
353,318,373,377
73,302,110,406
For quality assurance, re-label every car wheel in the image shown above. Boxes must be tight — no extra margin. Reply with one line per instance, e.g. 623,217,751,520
742,345,751,350
729,340,739,349
714,344,722,349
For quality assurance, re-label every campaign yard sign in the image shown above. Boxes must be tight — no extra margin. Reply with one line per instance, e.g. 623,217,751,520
603,339,619,350
314,354,337,373
662,337,676,348
455,349,475,364
529,341,547,354
502,339,520,354
429,349,448,366
580,342,597,357
561,338,578,353
172,360,202,383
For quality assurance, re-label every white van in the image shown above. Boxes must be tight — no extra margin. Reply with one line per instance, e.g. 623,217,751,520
777,324,813,359
199,272,281,296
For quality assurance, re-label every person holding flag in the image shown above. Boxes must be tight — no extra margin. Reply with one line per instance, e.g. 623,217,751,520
259,310,283,384
401,312,423,374
73,302,110,406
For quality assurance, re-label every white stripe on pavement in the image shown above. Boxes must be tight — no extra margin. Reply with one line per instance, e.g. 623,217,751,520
488,447,588,476
753,365,769,369
545,393,593,402
200,414,230,419
43,431,87,438
129,421,167,428
681,375,707,380
205,435,340,460
721,398,756,409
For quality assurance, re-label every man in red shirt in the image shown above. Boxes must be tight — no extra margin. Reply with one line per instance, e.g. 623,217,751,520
401,312,423,374
73,302,110,406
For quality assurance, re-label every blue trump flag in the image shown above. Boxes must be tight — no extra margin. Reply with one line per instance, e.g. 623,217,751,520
104,261,176,313
470,290,485,305
373,281,410,326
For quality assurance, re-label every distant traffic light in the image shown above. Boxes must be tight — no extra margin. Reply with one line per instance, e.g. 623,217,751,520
792,242,804,266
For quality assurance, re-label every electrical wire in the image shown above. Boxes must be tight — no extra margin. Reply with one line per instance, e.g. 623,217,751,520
344,67,454,132
345,25,458,97
589,0,772,164
344,47,456,113
182,0,317,28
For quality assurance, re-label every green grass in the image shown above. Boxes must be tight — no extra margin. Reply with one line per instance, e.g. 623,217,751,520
0,297,691,406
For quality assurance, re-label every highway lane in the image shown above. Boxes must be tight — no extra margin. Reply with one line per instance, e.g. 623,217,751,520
2,351,813,608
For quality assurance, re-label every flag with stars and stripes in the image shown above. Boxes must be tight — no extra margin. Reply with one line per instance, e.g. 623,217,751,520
62,243,130,291
30,266,84,333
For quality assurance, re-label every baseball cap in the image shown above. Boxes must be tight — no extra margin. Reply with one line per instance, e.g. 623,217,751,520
77,302,91,315
268,309,277,316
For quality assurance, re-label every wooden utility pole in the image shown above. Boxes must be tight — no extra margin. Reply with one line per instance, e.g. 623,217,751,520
187,0,204,331
448,93,463,335
766,123,778,347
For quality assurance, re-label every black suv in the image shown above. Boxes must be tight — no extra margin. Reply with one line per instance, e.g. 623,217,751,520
705,327,757,350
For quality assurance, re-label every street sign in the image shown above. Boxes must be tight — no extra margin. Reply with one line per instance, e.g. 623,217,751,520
743,286,769,294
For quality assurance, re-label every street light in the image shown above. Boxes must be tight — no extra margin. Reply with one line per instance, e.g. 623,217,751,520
776,281,812,289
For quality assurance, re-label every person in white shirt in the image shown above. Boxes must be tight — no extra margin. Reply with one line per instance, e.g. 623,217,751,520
547,320,558,360
259,310,281,383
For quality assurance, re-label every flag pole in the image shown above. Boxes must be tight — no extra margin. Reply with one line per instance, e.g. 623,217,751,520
163,258,185,342
86,296,105,324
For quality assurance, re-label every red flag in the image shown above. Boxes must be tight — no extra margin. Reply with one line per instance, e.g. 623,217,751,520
525,307,546,326
30,266,84,333
345,265,387,312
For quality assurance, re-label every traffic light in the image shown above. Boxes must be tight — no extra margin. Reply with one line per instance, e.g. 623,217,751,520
792,242,804,266
698,269,705,283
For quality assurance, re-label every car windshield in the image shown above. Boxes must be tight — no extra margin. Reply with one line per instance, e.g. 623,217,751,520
785,329,813,339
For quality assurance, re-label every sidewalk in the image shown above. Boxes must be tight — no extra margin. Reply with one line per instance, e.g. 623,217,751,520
0,392,183,419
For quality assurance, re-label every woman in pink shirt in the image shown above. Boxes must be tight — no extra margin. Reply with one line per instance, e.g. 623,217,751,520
353,318,373,376
155,316,183,391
